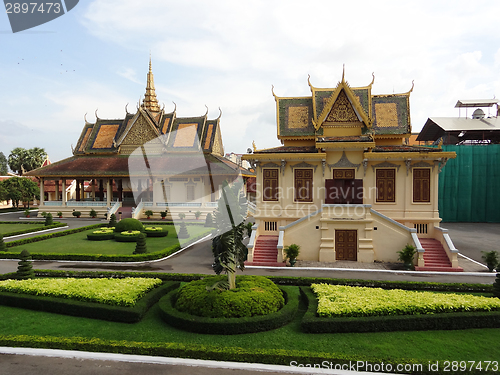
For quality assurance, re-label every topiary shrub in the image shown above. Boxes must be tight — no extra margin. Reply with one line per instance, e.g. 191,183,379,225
174,275,284,318
44,213,53,226
177,222,189,239
204,213,214,227
114,218,144,233
87,228,115,241
89,209,97,218
17,250,35,279
494,273,500,299
108,213,117,228
144,226,168,237
72,211,81,218
134,233,147,254
0,234,6,251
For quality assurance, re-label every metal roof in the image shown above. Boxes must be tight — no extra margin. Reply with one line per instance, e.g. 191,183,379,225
417,117,500,141
455,99,499,108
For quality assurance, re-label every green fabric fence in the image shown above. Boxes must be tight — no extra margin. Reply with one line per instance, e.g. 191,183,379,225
439,145,500,222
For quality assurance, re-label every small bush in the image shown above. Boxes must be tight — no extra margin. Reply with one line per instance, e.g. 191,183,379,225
194,211,202,219
114,218,144,233
89,209,97,218
108,213,117,228
72,211,81,217
134,233,147,254
482,251,499,272
160,211,167,218
177,222,189,239
17,250,35,279
44,213,53,226
175,275,284,318
144,210,153,218
204,213,214,227
178,213,186,220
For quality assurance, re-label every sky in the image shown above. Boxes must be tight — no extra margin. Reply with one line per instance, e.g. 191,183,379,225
1,0,500,165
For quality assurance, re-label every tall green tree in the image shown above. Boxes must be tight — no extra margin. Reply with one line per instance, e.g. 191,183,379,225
211,178,248,290
1,177,39,208
8,147,47,176
0,152,8,175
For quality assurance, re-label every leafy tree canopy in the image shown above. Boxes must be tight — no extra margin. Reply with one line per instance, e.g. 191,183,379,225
1,177,39,208
0,152,8,175
8,147,47,176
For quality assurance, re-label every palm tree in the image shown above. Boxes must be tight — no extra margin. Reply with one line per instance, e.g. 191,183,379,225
211,179,248,290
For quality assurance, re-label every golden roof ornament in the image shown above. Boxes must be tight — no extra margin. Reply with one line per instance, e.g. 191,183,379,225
142,57,161,113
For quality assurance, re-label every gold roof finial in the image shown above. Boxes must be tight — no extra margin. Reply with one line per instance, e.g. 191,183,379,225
142,56,161,113
342,64,345,83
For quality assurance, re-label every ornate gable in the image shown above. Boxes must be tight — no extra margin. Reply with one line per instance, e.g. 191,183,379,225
116,110,162,154
325,89,359,122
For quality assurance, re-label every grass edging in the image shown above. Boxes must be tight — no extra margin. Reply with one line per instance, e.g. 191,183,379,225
0,281,179,323
158,285,299,335
300,286,500,333
2,221,67,237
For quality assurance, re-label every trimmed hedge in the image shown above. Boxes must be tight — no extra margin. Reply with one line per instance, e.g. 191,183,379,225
267,275,494,293
87,232,115,241
114,232,140,242
300,286,500,334
0,224,210,262
175,276,285,318
2,222,67,237
145,230,169,238
159,285,299,334
114,218,144,233
0,281,179,323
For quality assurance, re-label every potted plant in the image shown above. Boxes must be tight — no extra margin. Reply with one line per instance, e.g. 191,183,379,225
24,209,30,218
144,210,153,219
397,244,417,270
89,209,97,218
194,210,202,220
160,211,167,220
72,211,81,218
482,251,499,272
284,244,300,267
179,212,186,220
57,211,63,218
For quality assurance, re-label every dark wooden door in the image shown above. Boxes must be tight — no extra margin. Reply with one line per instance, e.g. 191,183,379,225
335,230,357,261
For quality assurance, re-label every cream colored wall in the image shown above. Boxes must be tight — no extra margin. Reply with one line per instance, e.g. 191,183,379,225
281,213,322,261
371,212,415,262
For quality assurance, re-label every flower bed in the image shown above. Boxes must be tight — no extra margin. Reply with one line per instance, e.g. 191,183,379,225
144,226,168,237
87,228,115,241
312,284,500,318
0,277,162,307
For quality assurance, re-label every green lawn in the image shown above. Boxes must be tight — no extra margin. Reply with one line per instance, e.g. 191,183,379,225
0,223,45,235
7,225,211,255
0,295,497,364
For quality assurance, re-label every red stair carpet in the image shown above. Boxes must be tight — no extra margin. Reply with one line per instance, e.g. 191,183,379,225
415,238,463,272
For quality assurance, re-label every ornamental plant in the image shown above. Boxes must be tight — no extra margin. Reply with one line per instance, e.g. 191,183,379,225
121,230,141,236
177,222,189,239
145,226,163,232
134,233,147,254
16,249,35,279
204,213,214,227
194,210,202,219
0,277,162,307
44,212,53,226
108,213,117,228
56,211,63,218
311,284,500,318
144,210,153,219
160,211,167,219
397,244,417,270
284,244,300,266
89,209,97,218
114,218,144,233
482,251,499,272
24,209,30,218
178,212,186,220
72,211,81,218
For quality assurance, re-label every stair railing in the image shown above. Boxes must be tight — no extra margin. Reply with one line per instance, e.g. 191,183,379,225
246,223,258,262
434,227,459,268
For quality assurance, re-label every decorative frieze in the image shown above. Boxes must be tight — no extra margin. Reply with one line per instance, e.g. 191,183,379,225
328,151,361,171
371,161,401,173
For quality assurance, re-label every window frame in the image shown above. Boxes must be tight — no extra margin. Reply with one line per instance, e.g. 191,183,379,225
262,168,279,202
375,168,396,203
413,168,431,203
294,168,313,203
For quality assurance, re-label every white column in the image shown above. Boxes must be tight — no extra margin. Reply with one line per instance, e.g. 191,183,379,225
62,180,67,206
39,177,45,206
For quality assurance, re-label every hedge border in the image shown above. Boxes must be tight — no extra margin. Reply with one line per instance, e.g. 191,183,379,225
0,335,476,375
1,221,67,238
158,285,299,335
267,275,494,293
0,281,179,323
87,232,115,241
0,224,211,262
300,286,500,334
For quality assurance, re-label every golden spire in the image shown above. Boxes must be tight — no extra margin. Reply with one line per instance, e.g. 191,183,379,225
142,56,161,113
